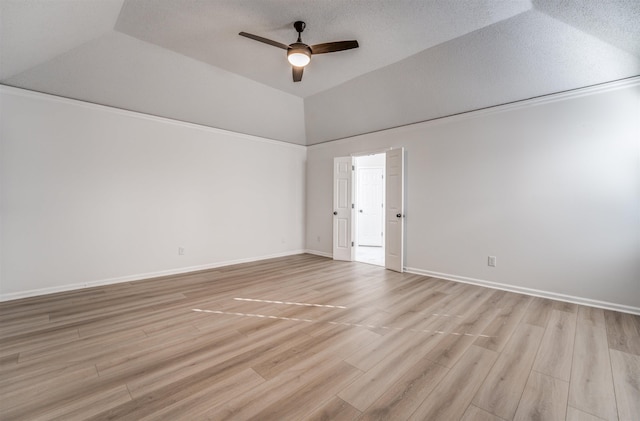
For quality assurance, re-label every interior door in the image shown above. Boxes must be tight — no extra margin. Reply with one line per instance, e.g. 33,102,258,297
333,156,354,261
357,167,384,246
385,148,404,272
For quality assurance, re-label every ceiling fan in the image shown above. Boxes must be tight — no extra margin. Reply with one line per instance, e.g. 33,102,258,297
239,21,359,82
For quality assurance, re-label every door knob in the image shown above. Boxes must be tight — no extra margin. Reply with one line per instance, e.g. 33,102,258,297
396,213,402,218
359,209,363,213
333,211,338,215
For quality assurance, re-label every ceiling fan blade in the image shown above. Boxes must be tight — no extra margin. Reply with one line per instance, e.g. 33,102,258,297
292,66,304,82
239,32,288,50
310,40,359,55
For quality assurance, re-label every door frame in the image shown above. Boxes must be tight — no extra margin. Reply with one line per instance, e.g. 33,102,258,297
332,147,405,272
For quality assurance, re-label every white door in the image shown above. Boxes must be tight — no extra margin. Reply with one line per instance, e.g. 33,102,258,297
333,156,354,261
357,167,384,246
385,148,404,272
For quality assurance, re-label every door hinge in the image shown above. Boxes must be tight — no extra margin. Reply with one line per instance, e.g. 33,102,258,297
352,165,355,170
352,204,354,209
351,241,354,247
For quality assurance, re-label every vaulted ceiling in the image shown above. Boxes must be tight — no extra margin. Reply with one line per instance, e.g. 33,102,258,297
2,0,639,145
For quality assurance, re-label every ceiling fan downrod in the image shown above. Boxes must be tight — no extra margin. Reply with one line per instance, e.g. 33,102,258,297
294,21,306,42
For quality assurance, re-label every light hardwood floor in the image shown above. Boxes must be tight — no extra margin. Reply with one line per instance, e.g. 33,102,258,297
1,254,638,420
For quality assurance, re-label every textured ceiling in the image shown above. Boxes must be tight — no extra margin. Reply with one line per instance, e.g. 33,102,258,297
114,0,532,98
1,0,639,145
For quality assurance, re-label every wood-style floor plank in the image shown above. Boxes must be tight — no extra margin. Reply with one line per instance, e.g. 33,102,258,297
609,349,640,421
137,368,264,421
569,318,618,421
210,355,359,420
552,300,578,313
566,406,608,421
32,384,132,421
1,365,100,415
513,371,569,421
407,345,498,420
423,295,499,368
578,305,606,329
474,293,532,352
251,323,380,381
0,353,18,369
604,310,640,356
304,396,362,421
359,356,449,420
472,323,544,420
244,361,362,421
338,329,441,411
532,309,577,381
0,254,637,420
460,405,507,421
522,296,555,327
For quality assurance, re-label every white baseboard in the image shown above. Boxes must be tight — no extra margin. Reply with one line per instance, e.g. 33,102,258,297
305,249,333,258
0,250,306,302
4,253,637,316
405,267,640,316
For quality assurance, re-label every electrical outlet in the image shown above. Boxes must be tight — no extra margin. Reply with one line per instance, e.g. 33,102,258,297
178,246,185,256
488,256,496,267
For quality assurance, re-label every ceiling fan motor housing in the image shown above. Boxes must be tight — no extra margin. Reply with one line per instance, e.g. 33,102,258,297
293,21,306,35
288,42,311,55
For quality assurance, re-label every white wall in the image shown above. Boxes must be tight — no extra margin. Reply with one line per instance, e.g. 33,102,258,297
306,79,640,312
0,86,306,299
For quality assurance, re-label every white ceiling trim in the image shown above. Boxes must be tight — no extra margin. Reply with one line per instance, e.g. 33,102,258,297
4,75,637,151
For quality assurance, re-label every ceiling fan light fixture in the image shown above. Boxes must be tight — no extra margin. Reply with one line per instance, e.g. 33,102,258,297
287,52,310,67
287,44,311,67
239,21,359,82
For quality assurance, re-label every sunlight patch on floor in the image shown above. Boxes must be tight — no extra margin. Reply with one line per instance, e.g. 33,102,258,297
233,297,346,309
192,308,494,338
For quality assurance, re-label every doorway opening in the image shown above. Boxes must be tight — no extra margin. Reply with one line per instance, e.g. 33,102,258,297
332,147,404,272
354,153,385,266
